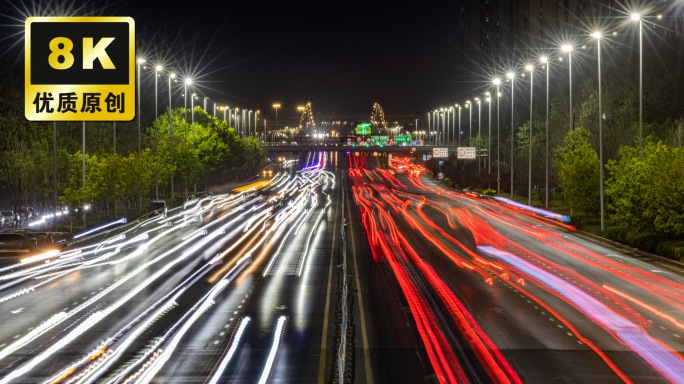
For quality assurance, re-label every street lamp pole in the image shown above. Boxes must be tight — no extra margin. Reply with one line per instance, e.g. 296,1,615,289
493,78,501,194
191,93,196,148
426,112,430,143
541,56,550,209
184,78,192,148
255,110,260,137
273,103,281,132
415,118,418,142
592,31,605,232
476,97,481,172
562,44,574,132
526,64,534,206
444,110,448,146
137,58,144,154
466,100,472,143
154,65,162,200
248,110,253,137
235,108,240,135
631,13,643,160
457,105,462,146
169,73,175,200
486,93,491,174
441,109,446,146
507,72,515,198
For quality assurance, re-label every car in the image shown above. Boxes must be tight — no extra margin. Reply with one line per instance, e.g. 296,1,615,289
0,211,13,227
148,200,168,216
0,232,39,252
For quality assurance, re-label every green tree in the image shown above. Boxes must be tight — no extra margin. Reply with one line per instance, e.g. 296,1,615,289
61,152,105,213
124,149,159,201
606,141,684,236
553,127,600,213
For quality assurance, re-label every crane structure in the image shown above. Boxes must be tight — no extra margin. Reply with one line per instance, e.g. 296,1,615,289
370,102,388,135
297,102,317,135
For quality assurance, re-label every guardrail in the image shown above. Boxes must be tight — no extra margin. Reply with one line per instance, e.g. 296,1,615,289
337,177,350,383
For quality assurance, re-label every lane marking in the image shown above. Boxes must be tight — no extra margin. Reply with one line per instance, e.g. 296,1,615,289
318,183,339,384
349,192,373,383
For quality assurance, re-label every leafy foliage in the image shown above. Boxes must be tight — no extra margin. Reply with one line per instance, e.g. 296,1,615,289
553,128,600,213
606,140,684,236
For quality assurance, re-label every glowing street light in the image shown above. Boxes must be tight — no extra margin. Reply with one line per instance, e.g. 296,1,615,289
561,44,574,132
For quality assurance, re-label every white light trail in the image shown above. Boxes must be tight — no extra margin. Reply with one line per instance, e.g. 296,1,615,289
257,316,288,384
207,316,251,384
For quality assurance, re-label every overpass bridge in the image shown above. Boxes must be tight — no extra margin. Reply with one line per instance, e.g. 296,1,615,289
262,143,448,156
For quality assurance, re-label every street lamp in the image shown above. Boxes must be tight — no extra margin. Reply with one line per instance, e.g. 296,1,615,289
255,110,260,138
486,93,491,174
525,64,534,206
136,57,144,154
540,56,550,209
465,100,472,143
248,110,253,137
592,31,605,231
191,93,196,148
426,112,431,143
561,44,574,132
506,71,515,198
168,72,175,200
154,64,162,200
184,78,192,147
234,107,240,134
273,103,281,132
447,106,454,145
493,77,501,193
631,12,643,160
475,97,481,171
457,104,462,146
440,108,446,146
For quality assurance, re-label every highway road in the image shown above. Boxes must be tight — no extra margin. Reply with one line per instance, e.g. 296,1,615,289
347,153,684,383
0,152,345,383
1,151,684,383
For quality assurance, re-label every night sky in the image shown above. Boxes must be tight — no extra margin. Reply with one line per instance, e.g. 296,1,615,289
1,0,483,125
